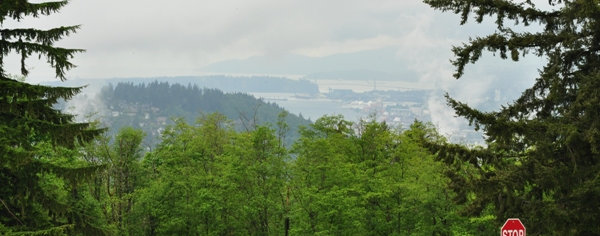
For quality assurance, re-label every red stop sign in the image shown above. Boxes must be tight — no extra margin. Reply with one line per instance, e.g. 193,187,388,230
501,218,526,236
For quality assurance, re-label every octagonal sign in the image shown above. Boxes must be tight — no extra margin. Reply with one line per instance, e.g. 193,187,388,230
501,218,526,236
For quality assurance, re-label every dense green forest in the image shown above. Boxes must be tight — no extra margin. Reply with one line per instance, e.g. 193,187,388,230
97,81,311,147
70,114,490,235
2,0,600,235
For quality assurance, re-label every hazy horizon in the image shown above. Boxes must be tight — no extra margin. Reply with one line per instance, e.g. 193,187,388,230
5,0,549,139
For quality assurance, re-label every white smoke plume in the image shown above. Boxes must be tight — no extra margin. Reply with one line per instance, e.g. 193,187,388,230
63,83,109,124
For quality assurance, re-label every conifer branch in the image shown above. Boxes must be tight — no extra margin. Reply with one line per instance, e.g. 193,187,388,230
450,30,589,78
0,40,84,80
0,26,80,45
423,0,560,27
0,0,69,23
1,76,84,100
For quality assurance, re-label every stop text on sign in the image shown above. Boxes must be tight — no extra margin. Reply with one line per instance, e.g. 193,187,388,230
502,229,524,236
500,218,526,236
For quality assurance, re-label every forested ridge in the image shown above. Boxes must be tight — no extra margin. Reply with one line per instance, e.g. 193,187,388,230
96,81,311,147
2,0,600,235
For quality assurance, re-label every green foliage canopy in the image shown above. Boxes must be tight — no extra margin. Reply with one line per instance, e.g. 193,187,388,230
120,114,477,235
288,116,476,235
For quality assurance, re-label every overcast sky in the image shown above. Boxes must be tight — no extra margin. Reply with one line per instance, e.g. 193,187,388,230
5,0,540,82
5,0,549,135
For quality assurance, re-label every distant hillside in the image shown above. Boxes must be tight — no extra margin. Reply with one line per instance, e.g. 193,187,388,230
303,69,411,81
44,75,319,95
97,81,311,147
170,75,319,94
202,47,418,80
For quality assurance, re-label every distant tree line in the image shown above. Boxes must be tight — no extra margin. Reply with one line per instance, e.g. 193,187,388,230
101,75,320,95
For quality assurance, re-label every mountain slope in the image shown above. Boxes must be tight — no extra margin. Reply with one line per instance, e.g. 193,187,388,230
99,81,311,147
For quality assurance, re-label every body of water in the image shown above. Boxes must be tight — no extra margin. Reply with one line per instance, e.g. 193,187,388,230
249,92,363,122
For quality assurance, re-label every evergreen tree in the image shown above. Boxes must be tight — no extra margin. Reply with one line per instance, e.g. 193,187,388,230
0,1,104,234
423,0,600,234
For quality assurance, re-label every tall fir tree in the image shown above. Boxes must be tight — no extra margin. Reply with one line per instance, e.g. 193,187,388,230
423,0,600,234
1,0,105,235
